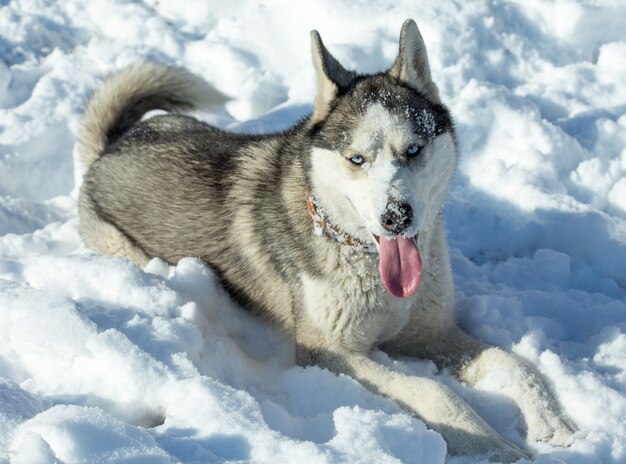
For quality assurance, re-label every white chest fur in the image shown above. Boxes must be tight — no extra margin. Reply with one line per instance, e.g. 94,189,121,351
300,247,414,352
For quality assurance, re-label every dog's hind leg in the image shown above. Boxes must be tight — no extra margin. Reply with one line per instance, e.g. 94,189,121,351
397,327,577,448
78,188,150,267
298,346,528,462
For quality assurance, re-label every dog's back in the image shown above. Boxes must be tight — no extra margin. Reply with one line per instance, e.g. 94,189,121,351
78,62,318,330
78,63,225,264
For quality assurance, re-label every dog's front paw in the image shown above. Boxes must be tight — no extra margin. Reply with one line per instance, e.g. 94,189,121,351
487,445,530,463
445,431,530,463
527,412,576,448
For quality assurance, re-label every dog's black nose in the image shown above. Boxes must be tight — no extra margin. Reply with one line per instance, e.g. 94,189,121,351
381,202,413,234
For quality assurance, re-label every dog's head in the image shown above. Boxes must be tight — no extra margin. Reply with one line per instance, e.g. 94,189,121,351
307,20,457,297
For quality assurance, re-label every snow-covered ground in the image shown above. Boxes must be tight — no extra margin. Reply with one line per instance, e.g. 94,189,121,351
1,0,625,462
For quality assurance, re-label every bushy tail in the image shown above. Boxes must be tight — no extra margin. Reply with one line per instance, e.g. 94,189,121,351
77,61,227,170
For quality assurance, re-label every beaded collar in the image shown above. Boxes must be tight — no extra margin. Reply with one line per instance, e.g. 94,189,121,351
306,189,378,253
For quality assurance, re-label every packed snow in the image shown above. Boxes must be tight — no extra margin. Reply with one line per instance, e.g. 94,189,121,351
1,0,626,462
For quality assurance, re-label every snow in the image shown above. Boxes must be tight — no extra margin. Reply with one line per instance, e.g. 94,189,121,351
1,0,625,462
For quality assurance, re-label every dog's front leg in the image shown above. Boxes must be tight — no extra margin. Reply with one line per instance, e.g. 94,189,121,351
421,328,577,448
297,345,529,462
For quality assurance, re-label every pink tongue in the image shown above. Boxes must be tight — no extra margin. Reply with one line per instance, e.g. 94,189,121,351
378,236,422,298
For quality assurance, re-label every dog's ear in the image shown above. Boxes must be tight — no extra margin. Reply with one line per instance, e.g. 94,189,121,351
389,19,441,103
310,30,355,123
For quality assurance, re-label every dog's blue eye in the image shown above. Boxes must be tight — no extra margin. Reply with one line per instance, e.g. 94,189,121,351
406,144,422,158
349,155,365,165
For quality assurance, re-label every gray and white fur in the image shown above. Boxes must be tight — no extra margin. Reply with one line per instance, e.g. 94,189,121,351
78,20,576,461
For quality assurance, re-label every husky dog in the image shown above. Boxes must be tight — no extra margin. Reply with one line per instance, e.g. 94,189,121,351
78,20,575,461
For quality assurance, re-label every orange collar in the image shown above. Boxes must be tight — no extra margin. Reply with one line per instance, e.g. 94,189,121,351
306,189,378,253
